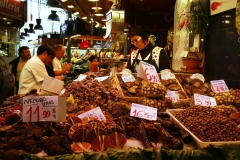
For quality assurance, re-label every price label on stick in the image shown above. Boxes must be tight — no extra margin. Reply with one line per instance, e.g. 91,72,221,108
22,96,66,122
137,61,160,83
210,80,229,93
165,91,178,103
130,103,157,121
78,107,106,121
193,93,217,107
190,73,205,83
121,74,135,83
161,72,176,80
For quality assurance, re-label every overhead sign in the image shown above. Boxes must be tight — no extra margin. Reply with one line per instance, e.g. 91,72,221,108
0,0,24,20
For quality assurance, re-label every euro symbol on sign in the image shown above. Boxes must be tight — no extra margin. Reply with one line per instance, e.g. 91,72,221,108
53,108,56,113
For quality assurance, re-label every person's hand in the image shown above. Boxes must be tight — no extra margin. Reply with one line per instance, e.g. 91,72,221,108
63,63,72,72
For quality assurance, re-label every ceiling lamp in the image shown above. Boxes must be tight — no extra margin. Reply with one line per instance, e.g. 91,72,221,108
94,2,103,16
102,19,106,21
48,10,60,21
73,12,79,16
88,0,99,1
91,6,102,10
82,16,87,19
67,5,74,8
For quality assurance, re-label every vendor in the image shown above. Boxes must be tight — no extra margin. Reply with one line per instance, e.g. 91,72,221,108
126,26,170,73
89,55,101,72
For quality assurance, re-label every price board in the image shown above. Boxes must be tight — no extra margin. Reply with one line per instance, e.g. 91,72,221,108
165,91,178,103
22,96,66,122
137,61,160,83
78,107,106,121
130,103,157,121
193,93,217,107
210,80,229,93
190,73,205,83
121,74,135,83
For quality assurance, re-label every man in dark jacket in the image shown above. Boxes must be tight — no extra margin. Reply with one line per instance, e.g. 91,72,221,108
9,46,31,93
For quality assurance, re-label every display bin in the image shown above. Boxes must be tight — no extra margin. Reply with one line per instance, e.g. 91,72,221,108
166,109,240,150
111,73,189,103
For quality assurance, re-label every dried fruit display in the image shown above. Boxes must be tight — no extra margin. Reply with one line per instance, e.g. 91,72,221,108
214,105,238,117
142,98,173,112
62,80,123,111
174,106,240,142
176,74,214,98
214,92,234,105
142,82,167,99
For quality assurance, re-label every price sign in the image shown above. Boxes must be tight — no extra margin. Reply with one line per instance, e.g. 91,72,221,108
165,91,178,103
161,72,176,80
193,93,217,107
190,73,205,83
130,103,157,121
210,80,229,93
121,74,135,83
137,61,160,83
22,96,66,122
95,76,109,82
78,107,106,121
73,74,87,82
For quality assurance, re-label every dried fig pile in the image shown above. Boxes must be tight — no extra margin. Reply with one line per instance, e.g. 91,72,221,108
62,80,123,111
161,79,188,99
142,82,173,112
176,74,214,98
117,74,148,97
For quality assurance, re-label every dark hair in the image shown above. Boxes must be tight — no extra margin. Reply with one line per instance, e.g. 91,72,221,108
89,55,97,62
37,44,55,58
128,26,151,43
18,46,29,57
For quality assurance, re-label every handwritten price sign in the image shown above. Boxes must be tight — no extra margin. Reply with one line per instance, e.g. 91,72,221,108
130,103,157,121
78,107,106,121
137,61,160,83
210,80,229,93
193,94,217,107
121,74,135,83
165,91,178,103
161,72,176,80
190,73,205,83
22,96,66,122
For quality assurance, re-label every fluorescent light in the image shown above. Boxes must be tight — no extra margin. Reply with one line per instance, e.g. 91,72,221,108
102,19,106,21
61,0,67,1
73,12,79,15
82,16,87,19
94,13,104,16
91,7,102,10
88,0,99,1
67,5,74,8
3,18,7,20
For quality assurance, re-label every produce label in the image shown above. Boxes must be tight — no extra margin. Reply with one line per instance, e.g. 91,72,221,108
73,74,87,82
210,80,229,93
41,76,64,95
78,107,106,121
161,72,176,80
130,103,157,121
137,61,160,83
23,96,66,122
165,91,178,103
193,93,217,107
190,73,205,83
121,74,135,83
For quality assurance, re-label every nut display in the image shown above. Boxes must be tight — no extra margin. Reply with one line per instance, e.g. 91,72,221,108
142,98,173,112
214,92,234,105
214,105,238,117
175,106,240,142
142,82,167,99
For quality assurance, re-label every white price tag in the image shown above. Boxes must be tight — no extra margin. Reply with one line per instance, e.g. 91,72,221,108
137,61,160,83
95,76,109,82
130,103,157,121
165,91,178,103
210,80,229,93
161,72,176,80
22,96,66,122
121,74,135,83
78,107,106,121
73,74,87,82
193,93,217,107
190,73,205,83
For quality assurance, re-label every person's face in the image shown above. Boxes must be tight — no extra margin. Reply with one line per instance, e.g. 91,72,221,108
56,46,66,59
21,49,31,59
42,51,54,65
130,36,145,50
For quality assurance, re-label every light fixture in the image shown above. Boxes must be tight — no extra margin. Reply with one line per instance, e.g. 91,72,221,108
48,10,60,21
73,12,79,16
82,16,87,19
88,0,99,1
61,0,67,1
93,2,104,16
102,19,106,21
102,25,106,29
34,0,43,31
6,22,11,24
28,23,35,33
91,7,102,10
3,18,7,20
67,5,74,8
95,23,99,28
94,13,104,16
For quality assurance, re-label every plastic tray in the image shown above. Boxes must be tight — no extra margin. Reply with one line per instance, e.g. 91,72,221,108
166,109,240,149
